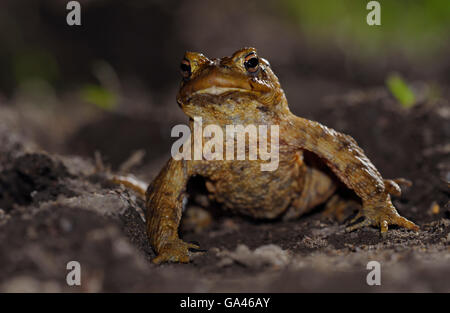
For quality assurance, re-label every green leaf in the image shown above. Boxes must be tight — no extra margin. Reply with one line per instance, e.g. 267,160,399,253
386,74,416,108
80,84,117,111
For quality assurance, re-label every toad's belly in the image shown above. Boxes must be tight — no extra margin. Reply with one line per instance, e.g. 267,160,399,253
195,152,306,219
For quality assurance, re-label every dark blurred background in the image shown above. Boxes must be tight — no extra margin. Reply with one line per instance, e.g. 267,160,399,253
0,0,449,171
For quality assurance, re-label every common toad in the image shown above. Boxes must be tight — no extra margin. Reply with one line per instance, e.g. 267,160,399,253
117,47,418,264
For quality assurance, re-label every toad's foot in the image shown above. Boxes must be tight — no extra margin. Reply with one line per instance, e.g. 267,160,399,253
345,194,419,234
152,239,201,264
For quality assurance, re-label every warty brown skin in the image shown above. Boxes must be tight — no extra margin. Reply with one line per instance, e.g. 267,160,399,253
144,47,418,264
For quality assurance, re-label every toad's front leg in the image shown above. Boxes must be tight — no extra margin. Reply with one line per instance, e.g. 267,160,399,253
146,158,199,264
284,115,418,234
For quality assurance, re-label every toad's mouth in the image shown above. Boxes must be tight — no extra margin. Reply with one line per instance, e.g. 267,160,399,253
178,68,272,103
192,86,251,96
180,68,256,100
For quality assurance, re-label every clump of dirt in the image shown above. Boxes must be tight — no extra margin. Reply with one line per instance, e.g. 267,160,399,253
0,204,158,292
0,154,75,212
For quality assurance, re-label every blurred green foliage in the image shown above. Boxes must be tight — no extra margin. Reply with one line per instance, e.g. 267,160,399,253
13,50,59,85
386,74,415,108
80,84,118,111
281,0,450,59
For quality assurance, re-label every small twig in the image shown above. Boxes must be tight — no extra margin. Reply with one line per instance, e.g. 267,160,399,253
94,150,105,172
119,149,146,173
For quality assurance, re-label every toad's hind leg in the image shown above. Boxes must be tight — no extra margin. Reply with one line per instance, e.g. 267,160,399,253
283,166,336,221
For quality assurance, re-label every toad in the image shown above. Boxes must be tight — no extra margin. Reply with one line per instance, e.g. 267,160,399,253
116,47,418,264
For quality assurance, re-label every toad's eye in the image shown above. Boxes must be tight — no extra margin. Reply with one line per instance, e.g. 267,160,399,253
180,59,191,78
244,53,259,74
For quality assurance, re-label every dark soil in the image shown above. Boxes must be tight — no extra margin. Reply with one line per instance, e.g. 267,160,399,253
0,154,75,211
0,83,448,292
